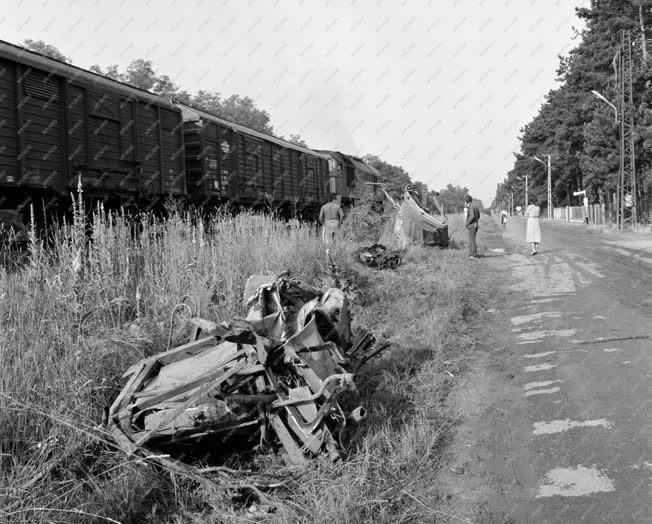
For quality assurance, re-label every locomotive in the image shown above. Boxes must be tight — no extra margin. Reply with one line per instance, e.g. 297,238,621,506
0,39,382,228
315,150,383,205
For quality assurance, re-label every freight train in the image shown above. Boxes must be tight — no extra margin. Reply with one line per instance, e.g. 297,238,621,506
0,39,382,228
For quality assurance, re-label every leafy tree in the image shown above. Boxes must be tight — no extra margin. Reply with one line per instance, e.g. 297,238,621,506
89,64,121,81
88,62,274,134
496,0,652,219
23,39,69,62
183,90,221,113
362,154,412,197
216,94,273,133
284,134,308,147
437,183,470,214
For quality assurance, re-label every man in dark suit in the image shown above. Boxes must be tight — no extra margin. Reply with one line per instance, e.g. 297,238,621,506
465,194,480,259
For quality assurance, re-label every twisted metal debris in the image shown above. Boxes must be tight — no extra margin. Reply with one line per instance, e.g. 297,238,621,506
107,273,384,488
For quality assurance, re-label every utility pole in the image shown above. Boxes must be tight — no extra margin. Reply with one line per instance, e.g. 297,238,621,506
546,155,552,219
533,155,553,219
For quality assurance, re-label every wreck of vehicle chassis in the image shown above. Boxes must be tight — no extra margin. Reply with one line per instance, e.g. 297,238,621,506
107,274,386,486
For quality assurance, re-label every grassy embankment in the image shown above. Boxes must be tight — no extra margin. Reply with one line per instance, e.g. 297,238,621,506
0,202,474,523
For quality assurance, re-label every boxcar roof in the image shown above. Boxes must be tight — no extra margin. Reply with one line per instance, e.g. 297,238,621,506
177,103,328,159
315,150,384,180
0,39,179,110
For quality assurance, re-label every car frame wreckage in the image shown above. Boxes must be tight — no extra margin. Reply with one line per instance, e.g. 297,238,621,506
107,273,388,490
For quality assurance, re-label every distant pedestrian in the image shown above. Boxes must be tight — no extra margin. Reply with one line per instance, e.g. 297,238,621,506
525,197,541,255
319,195,344,244
500,209,508,227
464,195,480,259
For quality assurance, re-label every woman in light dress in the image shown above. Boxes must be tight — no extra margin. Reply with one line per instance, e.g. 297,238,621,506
525,197,541,255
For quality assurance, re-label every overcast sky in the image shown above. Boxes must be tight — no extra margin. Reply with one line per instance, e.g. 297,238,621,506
1,0,590,204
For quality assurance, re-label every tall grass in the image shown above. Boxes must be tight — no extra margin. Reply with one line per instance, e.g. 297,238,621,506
0,203,474,523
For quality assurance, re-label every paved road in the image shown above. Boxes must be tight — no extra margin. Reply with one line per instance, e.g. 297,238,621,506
439,218,652,523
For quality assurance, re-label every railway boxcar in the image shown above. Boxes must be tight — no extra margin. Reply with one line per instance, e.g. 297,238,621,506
315,151,383,204
0,40,186,217
179,104,329,213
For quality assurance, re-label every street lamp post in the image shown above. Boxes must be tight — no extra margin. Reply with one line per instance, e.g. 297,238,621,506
591,90,621,227
533,155,553,219
591,90,618,123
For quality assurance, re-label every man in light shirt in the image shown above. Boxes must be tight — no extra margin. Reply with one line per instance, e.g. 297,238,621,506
319,195,344,244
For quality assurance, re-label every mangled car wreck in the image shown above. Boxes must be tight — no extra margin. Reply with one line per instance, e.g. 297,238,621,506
107,274,384,486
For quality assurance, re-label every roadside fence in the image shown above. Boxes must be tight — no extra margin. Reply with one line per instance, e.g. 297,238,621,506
552,204,608,224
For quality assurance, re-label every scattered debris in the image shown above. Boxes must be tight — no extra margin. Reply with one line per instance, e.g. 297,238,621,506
107,273,388,491
356,244,403,269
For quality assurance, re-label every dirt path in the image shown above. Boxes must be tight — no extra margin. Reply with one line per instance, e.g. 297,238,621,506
439,217,652,523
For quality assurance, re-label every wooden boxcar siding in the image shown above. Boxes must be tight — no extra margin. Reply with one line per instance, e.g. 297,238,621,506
16,64,65,190
0,61,18,184
0,57,185,198
243,135,263,200
160,107,185,194
271,144,285,199
181,112,327,206
181,121,211,201
137,104,185,196
218,125,238,198
201,122,219,194
262,141,273,196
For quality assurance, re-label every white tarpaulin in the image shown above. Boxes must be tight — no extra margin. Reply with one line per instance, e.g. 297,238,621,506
384,189,448,248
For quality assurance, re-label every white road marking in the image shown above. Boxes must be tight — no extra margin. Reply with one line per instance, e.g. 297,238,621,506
603,348,621,352
604,246,633,257
574,261,605,278
517,340,541,345
605,239,652,250
533,418,614,435
593,315,606,320
518,329,575,341
523,351,557,358
510,311,561,326
509,257,576,296
603,246,652,268
530,298,561,304
622,361,632,365
524,363,558,372
524,380,563,390
490,248,505,253
536,465,615,498
525,387,560,397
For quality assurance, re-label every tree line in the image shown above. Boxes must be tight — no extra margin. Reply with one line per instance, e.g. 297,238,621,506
494,1,652,219
22,39,474,213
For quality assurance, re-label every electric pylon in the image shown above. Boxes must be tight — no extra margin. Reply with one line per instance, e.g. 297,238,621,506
618,29,637,230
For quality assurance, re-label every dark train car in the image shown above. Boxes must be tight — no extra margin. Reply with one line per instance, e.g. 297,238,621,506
179,104,329,212
0,40,186,218
315,150,383,204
